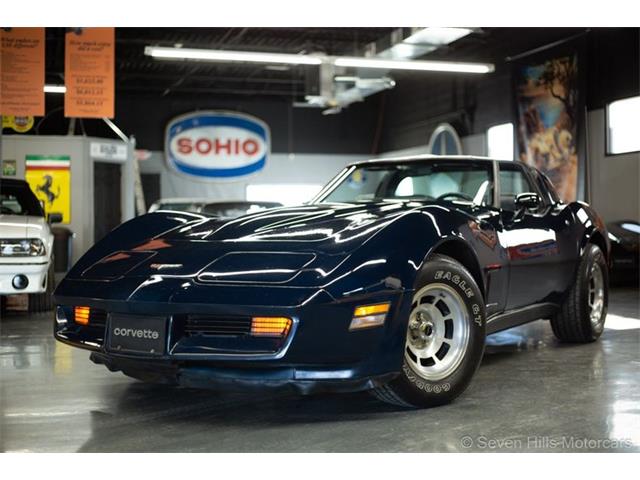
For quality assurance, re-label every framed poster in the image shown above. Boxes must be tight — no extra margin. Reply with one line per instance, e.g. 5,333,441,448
513,40,587,202
2,159,17,176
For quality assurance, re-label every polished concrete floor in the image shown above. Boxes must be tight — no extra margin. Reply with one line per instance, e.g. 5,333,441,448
1,288,638,453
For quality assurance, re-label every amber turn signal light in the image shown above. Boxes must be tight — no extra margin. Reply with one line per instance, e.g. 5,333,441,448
74,306,90,325
350,302,390,331
251,317,292,338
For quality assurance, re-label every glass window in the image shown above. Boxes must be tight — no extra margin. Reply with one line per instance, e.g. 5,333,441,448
0,182,44,216
607,96,640,154
487,123,514,160
530,169,560,205
499,164,534,211
246,184,322,207
317,161,494,207
429,124,462,155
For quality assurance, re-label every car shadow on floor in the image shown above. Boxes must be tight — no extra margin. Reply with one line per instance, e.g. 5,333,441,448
76,381,413,452
75,329,546,451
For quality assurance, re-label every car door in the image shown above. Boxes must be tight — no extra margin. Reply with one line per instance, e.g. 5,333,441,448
497,162,571,310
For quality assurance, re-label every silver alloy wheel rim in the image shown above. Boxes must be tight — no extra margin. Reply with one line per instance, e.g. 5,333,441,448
404,283,470,381
588,262,605,332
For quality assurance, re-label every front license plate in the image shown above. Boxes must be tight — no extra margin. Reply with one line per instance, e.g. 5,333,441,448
108,314,167,355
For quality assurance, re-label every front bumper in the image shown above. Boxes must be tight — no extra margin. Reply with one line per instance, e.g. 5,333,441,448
0,261,49,294
89,351,398,394
54,285,411,394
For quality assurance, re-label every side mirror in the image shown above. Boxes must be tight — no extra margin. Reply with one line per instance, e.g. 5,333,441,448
515,192,541,210
48,212,63,224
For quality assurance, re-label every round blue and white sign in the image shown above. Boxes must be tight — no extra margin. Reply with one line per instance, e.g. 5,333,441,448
165,111,270,180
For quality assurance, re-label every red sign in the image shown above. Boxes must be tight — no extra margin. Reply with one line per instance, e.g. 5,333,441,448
0,28,45,116
64,28,115,118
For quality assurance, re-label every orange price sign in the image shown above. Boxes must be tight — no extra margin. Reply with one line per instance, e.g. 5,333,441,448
0,28,45,117
64,28,115,119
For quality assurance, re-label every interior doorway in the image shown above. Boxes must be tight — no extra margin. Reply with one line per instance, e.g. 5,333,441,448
94,162,122,243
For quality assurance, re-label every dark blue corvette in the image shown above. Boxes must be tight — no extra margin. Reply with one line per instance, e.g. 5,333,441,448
54,156,610,407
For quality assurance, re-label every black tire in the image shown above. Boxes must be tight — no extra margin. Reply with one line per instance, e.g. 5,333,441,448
29,261,55,313
371,254,486,408
551,244,608,343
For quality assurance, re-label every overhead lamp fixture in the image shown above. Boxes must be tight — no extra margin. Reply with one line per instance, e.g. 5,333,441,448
333,57,494,74
145,45,493,75
44,84,66,93
144,46,322,66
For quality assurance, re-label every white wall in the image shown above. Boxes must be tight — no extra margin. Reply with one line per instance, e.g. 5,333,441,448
2,135,134,262
587,109,640,223
140,152,370,204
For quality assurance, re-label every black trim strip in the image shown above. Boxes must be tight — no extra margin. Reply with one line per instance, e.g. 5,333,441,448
486,302,558,335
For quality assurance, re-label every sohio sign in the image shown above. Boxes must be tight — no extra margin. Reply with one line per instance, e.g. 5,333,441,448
165,111,270,180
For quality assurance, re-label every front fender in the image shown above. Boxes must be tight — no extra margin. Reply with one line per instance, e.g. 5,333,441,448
60,211,207,282
321,209,448,300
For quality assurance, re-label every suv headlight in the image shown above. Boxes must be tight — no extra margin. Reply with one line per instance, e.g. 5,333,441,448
0,238,46,257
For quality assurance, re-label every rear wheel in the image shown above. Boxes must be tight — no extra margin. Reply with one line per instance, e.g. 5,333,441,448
371,254,486,408
551,244,608,342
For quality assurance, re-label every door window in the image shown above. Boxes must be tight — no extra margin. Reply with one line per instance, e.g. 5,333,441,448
499,164,535,211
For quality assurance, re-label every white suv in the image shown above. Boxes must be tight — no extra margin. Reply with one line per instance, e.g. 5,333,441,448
1,178,61,309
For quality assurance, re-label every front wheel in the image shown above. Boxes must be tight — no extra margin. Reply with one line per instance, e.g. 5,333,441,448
371,254,486,408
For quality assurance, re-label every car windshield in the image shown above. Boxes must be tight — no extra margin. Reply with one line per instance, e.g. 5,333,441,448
0,182,44,216
157,202,203,213
316,161,494,206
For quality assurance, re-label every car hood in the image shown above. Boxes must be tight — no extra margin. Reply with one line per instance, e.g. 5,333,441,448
0,214,48,239
76,202,429,282
161,202,417,249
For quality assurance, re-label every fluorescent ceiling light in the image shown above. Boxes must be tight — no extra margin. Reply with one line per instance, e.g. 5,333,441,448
44,84,66,93
404,27,473,46
144,46,322,65
333,57,493,74
145,45,493,74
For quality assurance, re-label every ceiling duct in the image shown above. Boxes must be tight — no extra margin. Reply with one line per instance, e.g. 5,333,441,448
293,28,477,114
366,27,475,60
